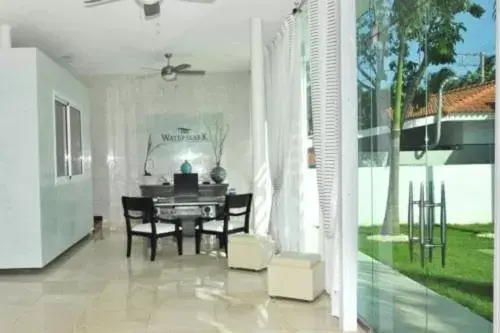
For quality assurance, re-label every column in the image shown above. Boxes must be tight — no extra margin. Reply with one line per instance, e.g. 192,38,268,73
338,0,358,331
250,18,270,236
0,24,11,50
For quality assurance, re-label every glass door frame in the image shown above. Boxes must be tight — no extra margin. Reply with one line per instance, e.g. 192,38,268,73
493,2,500,330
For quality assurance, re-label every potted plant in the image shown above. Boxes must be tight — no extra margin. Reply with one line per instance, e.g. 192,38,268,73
142,134,166,184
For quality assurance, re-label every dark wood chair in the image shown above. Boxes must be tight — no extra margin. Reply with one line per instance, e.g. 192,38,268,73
195,193,253,256
121,196,183,261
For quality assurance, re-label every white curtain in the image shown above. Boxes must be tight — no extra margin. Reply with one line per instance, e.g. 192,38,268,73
309,0,342,315
264,16,304,252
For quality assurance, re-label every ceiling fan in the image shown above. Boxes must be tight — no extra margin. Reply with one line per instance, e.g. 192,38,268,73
141,53,206,81
83,0,216,19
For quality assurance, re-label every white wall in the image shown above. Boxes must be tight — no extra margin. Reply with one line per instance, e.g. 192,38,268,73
85,72,252,223
358,164,493,226
0,49,41,268
36,50,93,265
0,48,92,268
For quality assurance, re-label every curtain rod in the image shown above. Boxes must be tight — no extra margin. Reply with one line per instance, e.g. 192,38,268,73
292,0,306,15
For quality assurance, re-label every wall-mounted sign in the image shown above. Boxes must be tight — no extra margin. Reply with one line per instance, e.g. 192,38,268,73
160,127,209,143
143,113,222,180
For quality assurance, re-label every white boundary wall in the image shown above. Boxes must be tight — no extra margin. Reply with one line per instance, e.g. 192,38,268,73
358,164,494,226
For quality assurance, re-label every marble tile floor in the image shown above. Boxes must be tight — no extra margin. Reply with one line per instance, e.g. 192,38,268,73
0,228,367,333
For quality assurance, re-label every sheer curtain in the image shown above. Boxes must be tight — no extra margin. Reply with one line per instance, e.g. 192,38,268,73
264,16,304,252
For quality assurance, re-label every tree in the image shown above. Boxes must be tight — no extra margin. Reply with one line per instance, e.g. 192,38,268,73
357,0,392,132
379,0,484,235
430,55,495,92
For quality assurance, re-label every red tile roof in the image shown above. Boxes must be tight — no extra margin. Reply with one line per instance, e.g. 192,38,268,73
405,81,495,120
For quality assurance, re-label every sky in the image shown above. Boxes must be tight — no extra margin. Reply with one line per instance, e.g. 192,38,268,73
355,0,496,87
372,0,497,83
452,0,496,75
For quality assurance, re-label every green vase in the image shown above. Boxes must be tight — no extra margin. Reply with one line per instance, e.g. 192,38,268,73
210,163,227,184
180,160,192,174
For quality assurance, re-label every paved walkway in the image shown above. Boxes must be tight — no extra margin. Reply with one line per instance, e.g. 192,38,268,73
357,253,492,333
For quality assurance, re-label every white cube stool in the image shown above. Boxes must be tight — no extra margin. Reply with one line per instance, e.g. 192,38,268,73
267,251,325,301
228,234,274,271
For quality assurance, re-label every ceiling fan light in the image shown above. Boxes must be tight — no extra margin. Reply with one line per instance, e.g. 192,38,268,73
162,72,177,81
136,0,160,5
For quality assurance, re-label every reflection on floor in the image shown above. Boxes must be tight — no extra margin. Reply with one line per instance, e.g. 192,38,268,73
358,253,492,333
0,227,367,333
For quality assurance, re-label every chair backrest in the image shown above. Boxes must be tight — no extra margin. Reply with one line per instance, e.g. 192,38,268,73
223,193,253,231
121,196,157,233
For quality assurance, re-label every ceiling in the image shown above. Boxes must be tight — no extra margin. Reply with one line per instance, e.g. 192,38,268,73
0,0,296,75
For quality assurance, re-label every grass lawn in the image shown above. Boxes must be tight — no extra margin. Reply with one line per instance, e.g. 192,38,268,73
359,224,494,321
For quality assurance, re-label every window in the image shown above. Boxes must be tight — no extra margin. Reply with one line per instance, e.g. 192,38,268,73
55,97,83,180
69,106,83,175
55,100,68,178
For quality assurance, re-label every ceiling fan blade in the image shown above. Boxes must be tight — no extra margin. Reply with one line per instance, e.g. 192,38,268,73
177,70,206,76
83,0,124,7
174,64,191,71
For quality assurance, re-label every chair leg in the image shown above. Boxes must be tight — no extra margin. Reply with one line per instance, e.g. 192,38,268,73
176,231,183,256
195,231,201,254
218,235,224,249
223,234,228,257
126,234,132,257
150,237,157,261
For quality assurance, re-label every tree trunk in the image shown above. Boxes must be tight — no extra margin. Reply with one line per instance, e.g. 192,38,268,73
382,129,401,235
381,30,405,235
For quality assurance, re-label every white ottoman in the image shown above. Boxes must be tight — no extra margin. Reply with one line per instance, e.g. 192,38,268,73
228,234,274,271
267,251,325,301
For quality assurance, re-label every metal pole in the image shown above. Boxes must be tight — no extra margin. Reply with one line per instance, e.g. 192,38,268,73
441,182,447,267
428,76,459,149
419,183,425,268
480,52,485,83
428,179,434,263
408,182,414,261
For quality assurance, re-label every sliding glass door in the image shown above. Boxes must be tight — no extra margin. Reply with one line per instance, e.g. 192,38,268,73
357,0,495,332
357,1,430,330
